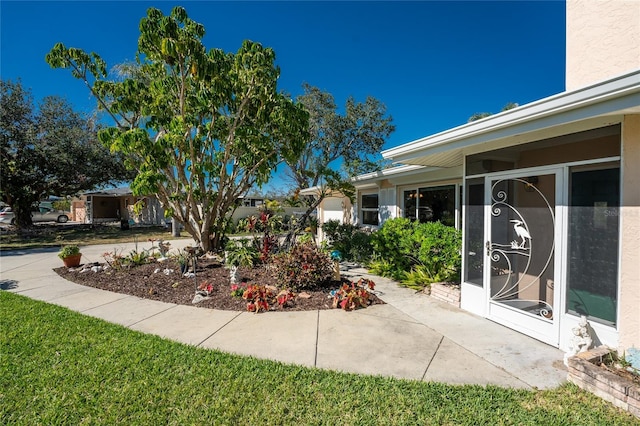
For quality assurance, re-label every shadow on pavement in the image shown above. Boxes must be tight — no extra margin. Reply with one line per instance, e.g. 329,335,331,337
0,279,18,290
0,247,60,257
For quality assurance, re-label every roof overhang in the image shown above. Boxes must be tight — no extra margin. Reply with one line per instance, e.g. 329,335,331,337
298,186,347,198
352,164,463,189
383,70,640,167
84,187,133,197
352,165,432,188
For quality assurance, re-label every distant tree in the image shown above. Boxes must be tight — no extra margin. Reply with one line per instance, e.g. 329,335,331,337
262,187,290,201
501,102,519,111
0,79,132,228
468,102,519,122
46,6,308,252
282,83,394,246
467,112,492,122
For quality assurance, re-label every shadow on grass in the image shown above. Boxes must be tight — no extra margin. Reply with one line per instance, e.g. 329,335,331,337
0,224,179,251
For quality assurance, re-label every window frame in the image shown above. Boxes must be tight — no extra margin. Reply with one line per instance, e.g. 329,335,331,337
401,184,457,227
360,192,379,226
565,163,621,326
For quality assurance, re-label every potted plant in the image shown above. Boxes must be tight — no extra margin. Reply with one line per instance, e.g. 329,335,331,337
58,245,82,267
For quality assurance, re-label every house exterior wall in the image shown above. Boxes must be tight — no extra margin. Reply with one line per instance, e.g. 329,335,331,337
361,1,640,352
315,195,351,242
135,196,165,225
566,0,640,91
379,187,397,223
71,200,86,223
618,114,640,351
351,177,463,231
320,197,348,223
91,196,120,220
231,206,309,224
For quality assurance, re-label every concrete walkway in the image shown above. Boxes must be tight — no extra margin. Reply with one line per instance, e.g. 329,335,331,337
0,239,567,389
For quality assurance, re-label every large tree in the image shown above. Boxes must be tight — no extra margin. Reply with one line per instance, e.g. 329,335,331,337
0,80,132,227
46,6,308,252
283,83,394,245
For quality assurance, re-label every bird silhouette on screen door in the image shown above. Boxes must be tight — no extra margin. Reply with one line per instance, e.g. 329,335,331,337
510,219,531,248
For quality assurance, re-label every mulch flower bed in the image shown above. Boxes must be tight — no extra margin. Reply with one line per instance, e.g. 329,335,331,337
54,258,384,312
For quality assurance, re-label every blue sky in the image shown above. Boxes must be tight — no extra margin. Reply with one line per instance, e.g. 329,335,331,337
1,0,566,190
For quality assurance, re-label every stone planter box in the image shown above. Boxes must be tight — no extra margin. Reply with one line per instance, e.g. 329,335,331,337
428,282,461,307
567,346,640,419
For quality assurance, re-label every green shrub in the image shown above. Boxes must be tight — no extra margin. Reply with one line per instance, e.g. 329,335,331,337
370,218,461,287
367,257,404,281
225,239,259,267
321,220,372,263
58,245,80,259
125,248,150,267
235,217,250,233
401,266,436,290
370,217,415,272
412,220,461,283
297,232,315,244
52,199,71,212
270,242,333,291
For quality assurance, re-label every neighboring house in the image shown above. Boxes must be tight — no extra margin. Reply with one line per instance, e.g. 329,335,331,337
313,0,640,353
297,188,353,242
74,188,309,228
74,187,165,226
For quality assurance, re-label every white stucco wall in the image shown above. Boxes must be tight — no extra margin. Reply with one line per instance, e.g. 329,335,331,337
566,0,640,91
321,197,346,223
618,114,640,352
316,195,351,242
378,187,397,224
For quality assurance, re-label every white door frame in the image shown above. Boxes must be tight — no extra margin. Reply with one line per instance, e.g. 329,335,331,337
483,166,564,346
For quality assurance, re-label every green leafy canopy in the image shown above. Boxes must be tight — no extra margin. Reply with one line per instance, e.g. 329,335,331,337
0,79,133,228
46,6,310,251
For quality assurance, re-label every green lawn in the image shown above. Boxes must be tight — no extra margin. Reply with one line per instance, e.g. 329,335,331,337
1,292,636,425
0,224,187,251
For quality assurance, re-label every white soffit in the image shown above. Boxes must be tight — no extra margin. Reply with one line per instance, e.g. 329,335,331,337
384,70,640,167
351,164,443,188
387,165,463,185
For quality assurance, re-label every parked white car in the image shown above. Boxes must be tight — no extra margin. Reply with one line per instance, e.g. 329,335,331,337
0,205,69,224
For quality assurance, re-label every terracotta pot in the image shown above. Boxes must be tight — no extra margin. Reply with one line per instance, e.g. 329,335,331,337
62,253,82,268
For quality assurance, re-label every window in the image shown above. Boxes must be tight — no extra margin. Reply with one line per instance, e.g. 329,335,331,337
403,190,417,220
402,185,455,226
566,166,620,326
464,179,484,286
361,193,379,226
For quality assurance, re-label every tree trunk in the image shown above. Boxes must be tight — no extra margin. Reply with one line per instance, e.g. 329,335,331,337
281,198,322,251
13,198,35,228
171,217,180,237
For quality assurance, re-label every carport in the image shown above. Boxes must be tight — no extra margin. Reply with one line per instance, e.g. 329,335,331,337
79,187,166,226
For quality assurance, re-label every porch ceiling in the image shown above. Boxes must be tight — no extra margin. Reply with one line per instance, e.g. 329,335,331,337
397,149,464,168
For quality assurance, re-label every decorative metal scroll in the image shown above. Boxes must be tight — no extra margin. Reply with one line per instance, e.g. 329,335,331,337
490,178,555,320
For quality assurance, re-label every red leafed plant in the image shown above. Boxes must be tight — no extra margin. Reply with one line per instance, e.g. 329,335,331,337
270,242,333,291
242,284,296,313
197,281,214,296
276,289,295,308
230,283,247,298
332,278,376,311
